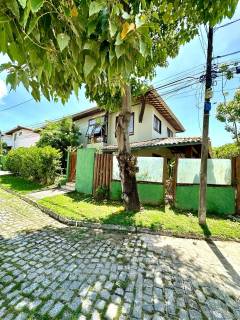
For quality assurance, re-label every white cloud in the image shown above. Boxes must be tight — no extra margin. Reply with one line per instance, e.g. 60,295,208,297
0,79,7,100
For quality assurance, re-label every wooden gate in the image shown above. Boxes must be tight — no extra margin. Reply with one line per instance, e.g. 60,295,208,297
68,152,77,182
93,154,113,193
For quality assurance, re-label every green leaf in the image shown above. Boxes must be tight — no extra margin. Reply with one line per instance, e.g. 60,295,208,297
6,0,20,20
6,73,18,90
139,39,147,57
27,16,39,34
30,0,44,13
57,33,70,51
109,20,118,38
0,15,10,23
17,0,27,8
115,45,125,59
89,0,105,16
83,55,96,78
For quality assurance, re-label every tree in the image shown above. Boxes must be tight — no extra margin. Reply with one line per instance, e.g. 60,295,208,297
36,118,81,169
213,143,240,159
216,89,240,145
0,0,237,211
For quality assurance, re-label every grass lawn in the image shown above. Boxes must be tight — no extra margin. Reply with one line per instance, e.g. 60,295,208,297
38,192,240,240
0,175,44,194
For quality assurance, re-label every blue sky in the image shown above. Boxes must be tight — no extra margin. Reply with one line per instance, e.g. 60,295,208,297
0,5,240,147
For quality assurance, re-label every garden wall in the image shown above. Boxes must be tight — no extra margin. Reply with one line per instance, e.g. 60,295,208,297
75,148,95,194
175,159,235,215
110,156,165,205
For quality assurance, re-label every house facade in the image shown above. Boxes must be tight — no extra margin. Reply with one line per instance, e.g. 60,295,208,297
73,90,204,158
2,126,40,149
2,90,206,158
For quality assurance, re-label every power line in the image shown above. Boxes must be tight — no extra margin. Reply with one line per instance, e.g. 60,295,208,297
213,50,240,60
0,98,34,112
215,18,240,30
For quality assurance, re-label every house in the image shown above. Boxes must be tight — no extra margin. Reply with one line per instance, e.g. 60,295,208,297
72,89,205,158
2,90,207,158
2,126,40,149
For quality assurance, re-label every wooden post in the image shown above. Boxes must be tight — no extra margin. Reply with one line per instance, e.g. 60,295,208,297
162,157,168,203
235,156,240,215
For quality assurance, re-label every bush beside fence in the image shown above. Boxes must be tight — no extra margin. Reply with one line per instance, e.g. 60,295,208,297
5,146,61,185
0,155,7,170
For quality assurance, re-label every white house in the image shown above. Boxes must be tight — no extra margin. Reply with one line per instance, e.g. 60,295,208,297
3,126,40,149
72,89,203,158
2,90,205,158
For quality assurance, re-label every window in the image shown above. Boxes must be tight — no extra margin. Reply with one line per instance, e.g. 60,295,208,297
167,127,173,137
115,113,134,136
153,115,161,133
85,116,107,142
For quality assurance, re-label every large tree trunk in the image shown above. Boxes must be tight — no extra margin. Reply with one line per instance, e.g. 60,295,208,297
115,84,140,211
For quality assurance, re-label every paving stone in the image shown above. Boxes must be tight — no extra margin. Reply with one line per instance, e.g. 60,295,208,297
39,300,54,315
95,299,106,311
49,302,64,317
105,303,118,320
0,188,239,320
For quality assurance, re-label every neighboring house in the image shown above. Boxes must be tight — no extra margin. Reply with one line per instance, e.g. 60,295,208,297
73,89,205,158
3,126,40,149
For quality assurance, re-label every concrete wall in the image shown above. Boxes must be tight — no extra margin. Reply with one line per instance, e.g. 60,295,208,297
75,148,95,194
110,180,164,206
11,129,40,149
175,185,235,215
175,158,235,215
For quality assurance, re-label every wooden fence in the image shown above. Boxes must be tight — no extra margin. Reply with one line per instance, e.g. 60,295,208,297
93,154,113,194
68,152,77,182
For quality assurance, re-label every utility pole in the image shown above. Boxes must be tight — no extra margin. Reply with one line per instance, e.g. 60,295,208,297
198,25,213,225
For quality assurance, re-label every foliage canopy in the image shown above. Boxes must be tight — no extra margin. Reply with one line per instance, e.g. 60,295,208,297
216,89,240,144
36,117,81,151
212,143,240,159
0,0,237,109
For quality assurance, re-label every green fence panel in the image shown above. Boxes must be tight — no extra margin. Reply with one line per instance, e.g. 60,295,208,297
110,180,164,205
175,185,235,215
65,151,70,181
75,148,95,194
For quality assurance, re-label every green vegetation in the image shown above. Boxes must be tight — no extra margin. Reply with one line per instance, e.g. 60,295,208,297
38,192,240,240
212,143,240,159
0,175,44,194
5,146,61,185
216,89,240,144
37,118,81,169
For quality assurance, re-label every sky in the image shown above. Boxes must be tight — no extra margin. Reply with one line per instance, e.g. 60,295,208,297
0,5,240,147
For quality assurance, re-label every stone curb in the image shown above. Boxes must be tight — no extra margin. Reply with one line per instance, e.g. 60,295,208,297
1,184,239,242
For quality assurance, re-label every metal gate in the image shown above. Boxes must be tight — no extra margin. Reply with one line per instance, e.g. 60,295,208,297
68,152,77,182
93,154,113,193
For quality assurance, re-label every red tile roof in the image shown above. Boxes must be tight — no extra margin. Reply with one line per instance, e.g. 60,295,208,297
103,137,202,152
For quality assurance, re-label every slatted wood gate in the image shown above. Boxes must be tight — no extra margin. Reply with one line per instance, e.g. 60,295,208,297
93,154,113,193
68,152,77,182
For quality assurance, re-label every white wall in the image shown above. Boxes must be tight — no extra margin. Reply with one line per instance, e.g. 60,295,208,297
74,104,177,147
2,135,12,147
74,112,105,146
108,104,176,145
12,129,40,148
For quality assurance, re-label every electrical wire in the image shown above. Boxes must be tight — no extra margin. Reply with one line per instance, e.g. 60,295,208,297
215,18,240,30
0,98,34,112
213,50,240,60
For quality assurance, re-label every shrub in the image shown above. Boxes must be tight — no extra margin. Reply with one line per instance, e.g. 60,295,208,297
94,186,109,201
212,143,240,159
5,146,61,185
0,155,7,170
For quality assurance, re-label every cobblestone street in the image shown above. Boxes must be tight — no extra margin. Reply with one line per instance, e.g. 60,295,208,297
0,188,240,320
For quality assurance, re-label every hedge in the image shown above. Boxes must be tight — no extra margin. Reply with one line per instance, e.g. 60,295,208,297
5,146,61,185
0,155,7,170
